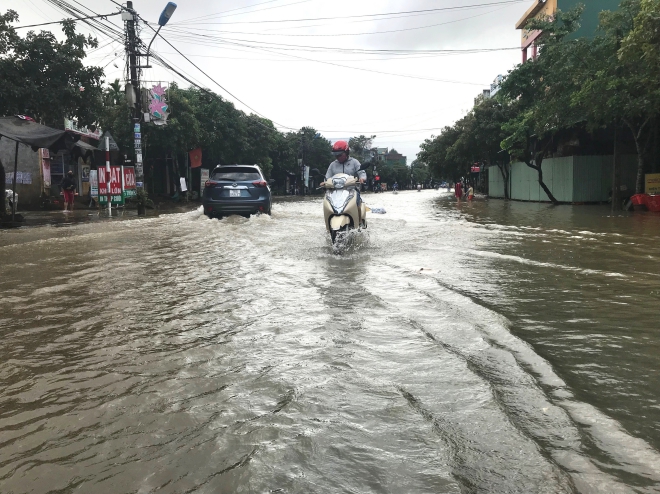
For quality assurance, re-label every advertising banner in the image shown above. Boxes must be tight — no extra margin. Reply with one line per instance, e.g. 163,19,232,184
123,166,137,199
98,166,124,204
645,173,660,195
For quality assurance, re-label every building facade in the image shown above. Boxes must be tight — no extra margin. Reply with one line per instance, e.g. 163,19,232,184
516,0,621,62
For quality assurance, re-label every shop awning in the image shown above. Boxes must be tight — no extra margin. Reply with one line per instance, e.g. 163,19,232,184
74,139,99,152
0,116,68,150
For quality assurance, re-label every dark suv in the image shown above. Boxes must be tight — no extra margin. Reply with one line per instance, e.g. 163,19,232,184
202,164,272,218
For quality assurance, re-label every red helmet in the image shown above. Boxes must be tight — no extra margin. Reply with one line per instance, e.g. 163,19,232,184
332,140,350,156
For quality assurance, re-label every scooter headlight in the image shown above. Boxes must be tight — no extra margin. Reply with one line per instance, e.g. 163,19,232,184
327,190,353,213
332,177,346,189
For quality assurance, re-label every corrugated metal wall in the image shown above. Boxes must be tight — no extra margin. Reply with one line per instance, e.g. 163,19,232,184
509,157,574,202
572,156,610,202
488,166,506,198
489,155,639,202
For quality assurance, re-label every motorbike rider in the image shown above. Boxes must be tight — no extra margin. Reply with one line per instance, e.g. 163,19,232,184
321,141,366,186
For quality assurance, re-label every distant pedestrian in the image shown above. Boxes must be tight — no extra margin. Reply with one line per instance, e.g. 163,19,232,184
61,170,77,211
467,185,474,201
454,181,463,201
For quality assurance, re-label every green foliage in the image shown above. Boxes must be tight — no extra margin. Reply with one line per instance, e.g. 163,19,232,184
98,82,334,186
420,2,660,200
0,10,104,127
377,161,409,186
418,125,467,181
411,160,430,185
134,187,154,208
349,135,376,163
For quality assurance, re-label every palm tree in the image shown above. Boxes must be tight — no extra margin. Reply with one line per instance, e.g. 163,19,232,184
105,79,123,106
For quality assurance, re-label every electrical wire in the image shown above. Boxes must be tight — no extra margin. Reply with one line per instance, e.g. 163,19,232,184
13,12,121,29
170,0,528,26
159,28,519,55
141,23,296,130
176,0,316,24
164,35,495,86
167,3,517,37
148,49,291,133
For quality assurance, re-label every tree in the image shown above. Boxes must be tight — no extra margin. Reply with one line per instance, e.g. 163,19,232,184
104,79,123,106
576,0,660,194
0,11,104,127
418,125,465,181
349,135,376,163
498,8,587,205
411,160,430,185
470,99,514,198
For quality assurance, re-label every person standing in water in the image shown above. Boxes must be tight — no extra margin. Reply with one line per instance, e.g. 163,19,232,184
454,181,463,202
60,170,77,212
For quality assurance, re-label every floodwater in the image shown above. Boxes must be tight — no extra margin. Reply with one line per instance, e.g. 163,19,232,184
1,191,659,493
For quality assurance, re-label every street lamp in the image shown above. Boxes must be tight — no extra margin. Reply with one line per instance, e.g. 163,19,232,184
145,2,177,67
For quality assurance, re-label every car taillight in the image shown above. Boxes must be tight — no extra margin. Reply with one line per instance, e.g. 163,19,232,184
205,180,217,188
252,180,268,187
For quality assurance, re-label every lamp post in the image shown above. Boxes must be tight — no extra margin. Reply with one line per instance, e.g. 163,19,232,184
145,2,177,67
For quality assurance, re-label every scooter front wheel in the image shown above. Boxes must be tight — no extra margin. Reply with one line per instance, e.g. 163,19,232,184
330,225,350,244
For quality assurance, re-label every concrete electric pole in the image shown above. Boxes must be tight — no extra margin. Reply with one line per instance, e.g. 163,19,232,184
122,1,144,190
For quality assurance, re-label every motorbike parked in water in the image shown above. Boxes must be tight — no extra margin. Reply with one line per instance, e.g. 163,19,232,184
322,173,367,244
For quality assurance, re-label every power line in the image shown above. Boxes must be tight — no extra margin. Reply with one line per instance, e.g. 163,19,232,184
43,0,124,40
161,28,519,55
159,34,497,85
14,12,121,29
141,22,296,130
155,49,513,62
177,0,316,24
171,0,528,26
168,3,516,37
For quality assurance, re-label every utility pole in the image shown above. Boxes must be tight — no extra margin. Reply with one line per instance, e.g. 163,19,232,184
123,1,145,190
300,135,305,196
126,1,141,119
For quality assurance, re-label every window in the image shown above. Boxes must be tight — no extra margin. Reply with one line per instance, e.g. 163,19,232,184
211,167,262,181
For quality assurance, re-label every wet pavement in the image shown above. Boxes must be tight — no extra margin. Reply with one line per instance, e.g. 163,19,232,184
1,190,659,493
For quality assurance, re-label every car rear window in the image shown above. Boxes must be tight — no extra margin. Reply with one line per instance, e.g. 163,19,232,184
211,167,262,181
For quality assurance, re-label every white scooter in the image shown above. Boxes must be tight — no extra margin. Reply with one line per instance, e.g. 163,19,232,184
322,173,367,244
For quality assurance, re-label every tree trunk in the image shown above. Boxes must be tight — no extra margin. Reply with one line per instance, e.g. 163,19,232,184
525,157,559,205
612,124,621,213
0,158,5,218
624,118,650,194
497,162,510,199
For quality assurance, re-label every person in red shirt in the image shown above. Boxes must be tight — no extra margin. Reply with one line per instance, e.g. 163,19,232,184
61,170,77,211
454,181,463,201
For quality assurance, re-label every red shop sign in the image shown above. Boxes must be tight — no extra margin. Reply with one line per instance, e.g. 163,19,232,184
98,166,122,195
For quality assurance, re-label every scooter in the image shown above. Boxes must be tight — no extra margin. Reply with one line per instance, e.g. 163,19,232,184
322,173,367,244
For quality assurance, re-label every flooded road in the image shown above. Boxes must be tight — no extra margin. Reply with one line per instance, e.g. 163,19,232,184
1,191,659,493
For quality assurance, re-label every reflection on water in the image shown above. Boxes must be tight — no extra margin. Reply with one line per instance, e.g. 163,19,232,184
0,193,659,493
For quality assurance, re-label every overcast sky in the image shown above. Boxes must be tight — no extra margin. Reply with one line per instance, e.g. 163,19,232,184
11,0,531,163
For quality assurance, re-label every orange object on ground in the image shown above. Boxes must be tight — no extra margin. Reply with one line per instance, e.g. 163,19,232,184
630,193,660,212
